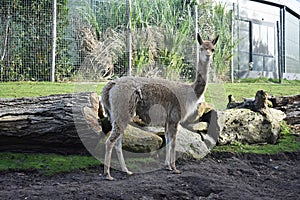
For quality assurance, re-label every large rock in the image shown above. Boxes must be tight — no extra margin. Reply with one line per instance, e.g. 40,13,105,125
219,108,286,145
122,125,163,153
176,125,210,159
176,110,223,159
133,124,212,159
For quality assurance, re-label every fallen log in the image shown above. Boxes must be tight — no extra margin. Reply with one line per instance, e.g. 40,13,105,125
0,92,102,154
269,94,300,131
226,90,271,113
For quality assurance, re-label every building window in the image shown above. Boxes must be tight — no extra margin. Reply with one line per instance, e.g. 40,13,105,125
285,11,300,74
237,20,250,72
252,22,275,72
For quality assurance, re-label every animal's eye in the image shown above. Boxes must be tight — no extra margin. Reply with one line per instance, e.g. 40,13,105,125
200,47,204,51
211,49,215,52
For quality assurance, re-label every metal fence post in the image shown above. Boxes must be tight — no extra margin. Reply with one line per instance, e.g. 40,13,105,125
126,0,132,76
231,3,235,83
51,0,57,82
195,1,199,70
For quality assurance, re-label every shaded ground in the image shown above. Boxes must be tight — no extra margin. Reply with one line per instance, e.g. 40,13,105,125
0,152,299,200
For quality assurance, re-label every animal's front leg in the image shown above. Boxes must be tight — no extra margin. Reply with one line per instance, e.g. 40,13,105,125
164,131,172,171
170,138,181,174
165,123,181,173
169,125,181,174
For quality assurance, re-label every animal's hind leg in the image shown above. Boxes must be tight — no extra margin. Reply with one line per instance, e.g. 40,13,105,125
104,123,122,181
165,131,172,171
104,137,115,180
115,135,133,175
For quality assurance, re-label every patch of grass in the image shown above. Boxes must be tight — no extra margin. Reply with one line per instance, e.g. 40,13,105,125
1,81,299,101
0,152,162,175
237,77,300,84
213,122,300,154
223,82,300,102
0,82,106,98
280,121,292,136
0,153,101,175
213,134,300,154
204,81,300,108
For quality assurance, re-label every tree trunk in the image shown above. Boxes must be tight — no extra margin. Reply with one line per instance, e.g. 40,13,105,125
0,92,102,154
269,94,300,128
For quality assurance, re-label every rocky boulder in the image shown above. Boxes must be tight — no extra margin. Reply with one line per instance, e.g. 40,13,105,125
122,125,163,153
176,125,210,159
218,108,286,145
176,110,223,159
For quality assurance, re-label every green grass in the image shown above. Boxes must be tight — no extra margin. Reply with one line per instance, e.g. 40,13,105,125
205,80,299,109
1,80,299,100
224,78,300,101
237,77,300,84
0,81,106,98
224,83,300,101
0,152,101,175
212,134,300,154
0,152,162,175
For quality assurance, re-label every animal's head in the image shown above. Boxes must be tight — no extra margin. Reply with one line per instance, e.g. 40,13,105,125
197,33,219,63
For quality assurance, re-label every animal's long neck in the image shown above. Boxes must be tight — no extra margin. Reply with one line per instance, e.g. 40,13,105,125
192,60,210,99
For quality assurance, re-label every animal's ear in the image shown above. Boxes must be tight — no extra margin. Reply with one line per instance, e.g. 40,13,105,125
212,35,219,45
197,33,203,45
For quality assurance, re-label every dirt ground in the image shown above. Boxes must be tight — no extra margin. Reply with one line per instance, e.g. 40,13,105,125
0,152,299,200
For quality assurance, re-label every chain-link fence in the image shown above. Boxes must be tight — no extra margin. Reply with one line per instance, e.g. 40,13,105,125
0,0,70,81
0,0,234,82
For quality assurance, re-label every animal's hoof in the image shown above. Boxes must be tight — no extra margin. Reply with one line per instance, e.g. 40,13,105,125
166,166,173,171
105,175,114,181
126,171,133,175
172,169,181,174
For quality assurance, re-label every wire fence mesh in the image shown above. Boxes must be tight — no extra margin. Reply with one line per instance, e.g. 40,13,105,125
0,1,52,81
0,0,71,81
0,0,233,82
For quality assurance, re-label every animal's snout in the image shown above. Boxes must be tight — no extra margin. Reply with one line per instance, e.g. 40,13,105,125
206,50,212,56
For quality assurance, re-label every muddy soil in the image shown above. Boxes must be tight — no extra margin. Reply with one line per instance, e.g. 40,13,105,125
0,152,299,200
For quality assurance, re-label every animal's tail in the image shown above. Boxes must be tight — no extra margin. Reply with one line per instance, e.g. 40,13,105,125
101,80,116,117
99,81,115,134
